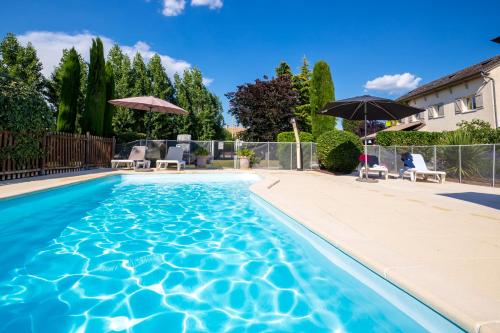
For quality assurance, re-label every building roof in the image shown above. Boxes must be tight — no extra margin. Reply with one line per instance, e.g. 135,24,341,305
397,55,500,102
362,121,425,141
225,126,246,136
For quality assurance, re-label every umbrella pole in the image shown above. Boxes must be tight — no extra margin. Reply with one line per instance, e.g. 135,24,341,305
364,103,368,181
146,107,151,147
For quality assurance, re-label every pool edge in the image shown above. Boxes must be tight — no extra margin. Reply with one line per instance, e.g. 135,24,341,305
249,172,470,333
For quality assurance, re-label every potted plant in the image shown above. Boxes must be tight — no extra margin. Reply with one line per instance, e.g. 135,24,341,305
238,148,255,169
195,147,210,167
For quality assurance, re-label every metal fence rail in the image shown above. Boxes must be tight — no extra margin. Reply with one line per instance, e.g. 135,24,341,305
367,144,500,187
114,140,320,171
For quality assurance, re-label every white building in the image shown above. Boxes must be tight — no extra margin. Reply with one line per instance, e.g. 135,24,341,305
397,55,500,131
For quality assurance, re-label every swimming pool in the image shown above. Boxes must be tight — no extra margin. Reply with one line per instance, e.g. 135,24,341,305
0,174,463,332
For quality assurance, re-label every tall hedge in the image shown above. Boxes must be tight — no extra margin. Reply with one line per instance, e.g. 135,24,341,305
56,48,81,133
103,62,115,137
376,131,443,146
277,131,314,142
310,61,336,139
317,130,362,173
84,38,106,136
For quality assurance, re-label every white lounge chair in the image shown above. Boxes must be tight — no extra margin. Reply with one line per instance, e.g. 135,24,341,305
359,155,388,180
156,146,186,171
111,146,149,169
404,153,446,183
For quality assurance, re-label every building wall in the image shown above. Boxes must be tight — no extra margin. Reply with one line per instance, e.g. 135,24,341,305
401,65,499,131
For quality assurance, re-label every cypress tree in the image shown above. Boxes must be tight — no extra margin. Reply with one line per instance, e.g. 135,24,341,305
147,54,179,139
84,37,106,136
103,62,115,137
275,61,293,77
130,53,151,133
310,61,336,138
292,57,312,132
56,48,81,133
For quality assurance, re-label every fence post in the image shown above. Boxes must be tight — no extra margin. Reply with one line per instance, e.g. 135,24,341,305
394,146,397,173
290,142,293,170
267,142,270,169
433,145,437,171
39,133,47,175
85,131,90,168
311,142,313,170
458,145,462,183
111,136,116,164
493,144,496,187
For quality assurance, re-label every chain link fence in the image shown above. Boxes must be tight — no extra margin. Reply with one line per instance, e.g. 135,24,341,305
114,140,319,170
366,144,499,187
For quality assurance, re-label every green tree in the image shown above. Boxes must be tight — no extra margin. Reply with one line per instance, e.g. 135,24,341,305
56,48,81,133
226,75,298,141
0,74,53,162
342,119,362,135
292,57,312,132
103,62,115,137
0,33,45,95
275,61,293,77
107,46,135,134
310,61,336,138
130,53,151,133
147,54,179,139
84,37,106,136
47,49,88,133
175,68,224,140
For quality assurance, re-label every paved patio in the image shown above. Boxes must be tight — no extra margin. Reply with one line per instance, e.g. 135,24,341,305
1,169,499,332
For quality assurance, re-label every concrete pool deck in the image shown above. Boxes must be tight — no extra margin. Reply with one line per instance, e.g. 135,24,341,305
1,169,499,332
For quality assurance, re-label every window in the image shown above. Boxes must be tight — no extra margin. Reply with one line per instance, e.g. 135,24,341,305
428,104,444,119
411,112,424,122
456,94,483,113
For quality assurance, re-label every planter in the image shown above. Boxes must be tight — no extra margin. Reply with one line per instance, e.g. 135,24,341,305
239,156,250,169
196,156,209,168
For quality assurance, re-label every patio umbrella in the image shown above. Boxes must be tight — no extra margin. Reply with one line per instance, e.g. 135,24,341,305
108,96,187,143
320,95,423,181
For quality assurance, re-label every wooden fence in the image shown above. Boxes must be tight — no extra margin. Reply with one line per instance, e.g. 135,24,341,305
0,131,115,181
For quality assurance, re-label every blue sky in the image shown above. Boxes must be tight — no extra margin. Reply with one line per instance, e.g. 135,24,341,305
1,0,499,125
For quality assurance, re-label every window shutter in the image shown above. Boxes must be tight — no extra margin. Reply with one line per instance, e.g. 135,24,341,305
475,94,483,109
438,104,445,117
454,99,462,114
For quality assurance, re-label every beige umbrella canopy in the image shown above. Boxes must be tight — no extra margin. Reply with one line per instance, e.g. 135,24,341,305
108,96,187,115
108,96,187,143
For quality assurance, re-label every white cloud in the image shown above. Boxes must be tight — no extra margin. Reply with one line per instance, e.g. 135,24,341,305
364,73,422,95
191,0,223,9
202,77,213,86
17,31,192,80
162,0,186,16
161,0,222,16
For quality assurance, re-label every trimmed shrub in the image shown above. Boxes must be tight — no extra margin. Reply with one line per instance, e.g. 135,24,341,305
377,131,442,146
317,130,362,173
276,131,314,143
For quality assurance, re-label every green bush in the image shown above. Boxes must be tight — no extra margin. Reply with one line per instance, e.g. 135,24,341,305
456,119,497,144
276,131,314,142
377,131,442,146
194,147,210,156
317,130,362,173
116,132,147,143
377,120,499,146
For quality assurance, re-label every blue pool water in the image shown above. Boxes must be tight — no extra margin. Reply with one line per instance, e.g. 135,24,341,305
0,174,463,333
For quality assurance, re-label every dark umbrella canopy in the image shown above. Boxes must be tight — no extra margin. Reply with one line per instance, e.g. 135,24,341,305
320,95,423,120
320,95,423,182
